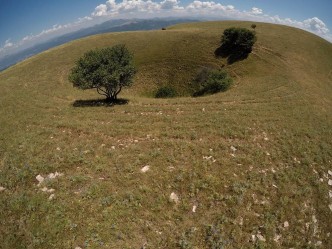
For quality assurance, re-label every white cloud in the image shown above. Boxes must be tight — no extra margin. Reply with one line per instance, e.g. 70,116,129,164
1,0,331,58
93,4,108,17
303,17,329,34
4,39,13,48
251,7,262,15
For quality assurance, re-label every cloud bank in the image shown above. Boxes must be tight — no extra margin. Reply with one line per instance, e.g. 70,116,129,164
1,0,331,57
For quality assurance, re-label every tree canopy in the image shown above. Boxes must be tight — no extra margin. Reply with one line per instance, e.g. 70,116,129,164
215,27,257,64
68,44,136,102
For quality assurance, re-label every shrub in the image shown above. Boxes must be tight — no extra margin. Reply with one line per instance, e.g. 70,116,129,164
68,44,136,102
215,27,257,64
192,69,232,97
155,86,177,98
221,27,256,54
251,24,257,29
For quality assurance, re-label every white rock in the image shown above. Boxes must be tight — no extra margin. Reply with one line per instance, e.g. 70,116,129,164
329,190,332,198
48,172,63,179
312,215,317,223
328,170,332,176
170,192,179,203
230,146,237,152
274,234,282,242
48,188,55,193
41,187,48,192
284,221,289,228
329,204,332,212
256,234,266,242
48,194,55,200
251,235,256,242
36,174,44,185
75,247,82,249
328,179,332,186
56,147,61,151
192,205,197,213
0,186,6,192
141,165,150,173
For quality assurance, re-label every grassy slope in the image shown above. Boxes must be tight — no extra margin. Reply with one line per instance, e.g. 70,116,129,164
0,21,332,248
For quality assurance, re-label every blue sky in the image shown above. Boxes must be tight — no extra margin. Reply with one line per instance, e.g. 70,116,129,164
0,0,331,57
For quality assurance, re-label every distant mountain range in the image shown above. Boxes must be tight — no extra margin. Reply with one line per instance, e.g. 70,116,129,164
0,18,199,71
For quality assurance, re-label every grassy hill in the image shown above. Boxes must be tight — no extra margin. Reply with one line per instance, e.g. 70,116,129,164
0,21,332,248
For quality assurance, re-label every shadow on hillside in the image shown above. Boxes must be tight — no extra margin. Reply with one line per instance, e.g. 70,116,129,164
72,98,129,107
214,44,250,64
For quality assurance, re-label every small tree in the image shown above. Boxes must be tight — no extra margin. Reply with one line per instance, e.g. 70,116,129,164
251,24,257,29
68,44,136,102
221,27,257,54
215,27,257,64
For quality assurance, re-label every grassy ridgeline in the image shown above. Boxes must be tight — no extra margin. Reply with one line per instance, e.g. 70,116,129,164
0,21,332,248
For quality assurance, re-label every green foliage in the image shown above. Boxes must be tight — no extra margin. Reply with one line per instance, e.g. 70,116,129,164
192,69,232,97
251,24,257,29
215,27,257,64
155,86,177,98
68,44,136,101
205,223,225,249
221,27,257,53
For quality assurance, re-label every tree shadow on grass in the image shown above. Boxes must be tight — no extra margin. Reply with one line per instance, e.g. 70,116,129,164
72,98,129,107
214,44,250,65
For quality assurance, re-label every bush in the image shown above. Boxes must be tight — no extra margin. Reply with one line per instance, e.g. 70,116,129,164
221,27,256,53
155,86,177,98
251,24,257,29
68,44,136,102
192,69,232,97
215,27,257,64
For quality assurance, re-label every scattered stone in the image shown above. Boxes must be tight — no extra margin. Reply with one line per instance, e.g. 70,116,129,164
284,221,289,228
48,194,55,200
170,192,179,203
134,140,138,143
319,178,324,182
251,234,256,242
56,147,61,151
266,152,270,156
0,186,6,192
230,146,237,152
75,247,82,249
141,165,150,173
36,174,45,185
329,190,332,198
48,172,63,179
202,108,205,112
329,204,332,212
272,184,278,188
256,234,266,242
274,234,282,242
316,241,322,246
41,187,48,192
239,217,243,226
101,144,106,147
328,179,332,186
192,205,197,213
111,146,115,149
328,170,332,176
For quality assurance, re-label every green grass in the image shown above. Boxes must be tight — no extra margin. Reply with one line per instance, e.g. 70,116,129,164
0,21,332,248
